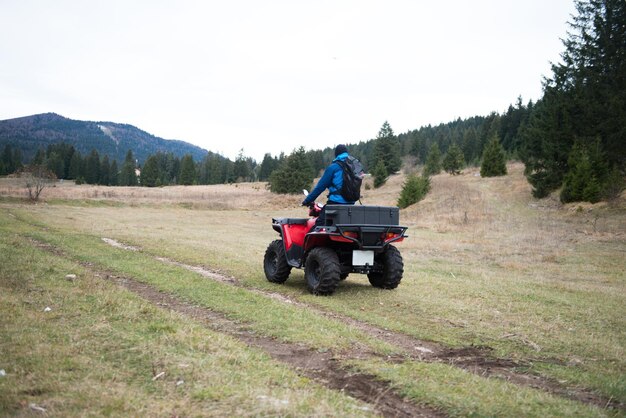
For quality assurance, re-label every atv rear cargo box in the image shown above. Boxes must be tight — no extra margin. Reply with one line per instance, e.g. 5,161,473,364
324,205,399,226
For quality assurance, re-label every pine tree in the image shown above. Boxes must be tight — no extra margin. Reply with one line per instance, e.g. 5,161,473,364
371,121,402,175
12,148,22,173
68,151,82,180
259,153,279,181
480,136,507,177
85,149,101,184
398,174,430,209
1,144,13,174
268,147,315,194
442,143,465,175
46,151,64,179
109,160,119,186
423,143,442,176
560,139,609,203
372,160,388,188
99,155,111,185
233,149,252,182
32,148,46,166
141,155,160,187
179,154,196,185
119,150,138,186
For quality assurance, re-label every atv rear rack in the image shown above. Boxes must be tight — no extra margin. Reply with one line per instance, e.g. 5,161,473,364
309,224,408,250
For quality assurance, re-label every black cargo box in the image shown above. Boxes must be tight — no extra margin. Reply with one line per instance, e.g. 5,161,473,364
324,205,399,226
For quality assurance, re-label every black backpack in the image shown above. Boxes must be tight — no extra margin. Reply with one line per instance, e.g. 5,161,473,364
336,156,365,202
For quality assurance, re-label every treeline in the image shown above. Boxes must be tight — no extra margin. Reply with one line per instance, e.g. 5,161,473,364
518,0,625,202
0,144,23,176
3,142,270,187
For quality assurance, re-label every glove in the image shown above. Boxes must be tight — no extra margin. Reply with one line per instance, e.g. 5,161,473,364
301,200,309,206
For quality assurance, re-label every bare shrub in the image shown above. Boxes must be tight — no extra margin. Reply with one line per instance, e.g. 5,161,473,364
19,165,57,202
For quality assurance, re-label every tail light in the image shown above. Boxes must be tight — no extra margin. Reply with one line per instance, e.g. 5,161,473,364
382,232,402,242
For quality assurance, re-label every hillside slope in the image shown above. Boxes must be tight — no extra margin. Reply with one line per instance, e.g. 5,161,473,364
0,113,209,164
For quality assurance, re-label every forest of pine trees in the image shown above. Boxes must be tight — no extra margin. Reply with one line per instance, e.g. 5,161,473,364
520,0,625,201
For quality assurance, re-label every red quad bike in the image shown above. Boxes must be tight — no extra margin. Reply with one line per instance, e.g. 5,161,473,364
263,193,408,295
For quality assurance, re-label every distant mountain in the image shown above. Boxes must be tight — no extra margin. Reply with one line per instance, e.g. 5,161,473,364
0,113,209,164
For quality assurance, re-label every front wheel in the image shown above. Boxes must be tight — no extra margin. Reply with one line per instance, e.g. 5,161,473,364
264,240,292,283
305,247,340,295
367,245,403,289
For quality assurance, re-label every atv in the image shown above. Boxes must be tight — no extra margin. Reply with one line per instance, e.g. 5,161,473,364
263,192,408,295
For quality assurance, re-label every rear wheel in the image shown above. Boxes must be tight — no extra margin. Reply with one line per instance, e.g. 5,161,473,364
305,247,340,295
264,240,291,283
367,245,403,289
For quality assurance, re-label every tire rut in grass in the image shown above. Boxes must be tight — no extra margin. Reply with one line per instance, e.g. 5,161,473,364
27,237,439,417
100,238,621,411
97,272,442,418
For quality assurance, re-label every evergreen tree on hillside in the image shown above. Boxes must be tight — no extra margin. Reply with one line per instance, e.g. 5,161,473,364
109,160,119,186
461,127,481,165
85,149,101,184
268,147,315,194
423,143,442,176
46,151,64,179
68,151,82,180
398,174,430,209
199,154,224,185
371,121,402,175
560,139,609,203
119,150,138,186
233,149,254,182
372,160,388,188
141,155,160,187
1,144,16,174
100,155,111,185
258,153,280,181
480,136,507,177
442,143,465,175
32,148,46,166
179,154,197,185
409,131,428,163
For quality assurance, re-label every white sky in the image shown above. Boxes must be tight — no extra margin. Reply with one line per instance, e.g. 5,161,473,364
1,0,575,161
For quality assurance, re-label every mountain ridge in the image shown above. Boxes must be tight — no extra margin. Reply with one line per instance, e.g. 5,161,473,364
0,112,210,164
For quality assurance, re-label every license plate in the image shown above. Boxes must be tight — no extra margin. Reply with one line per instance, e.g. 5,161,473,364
353,250,374,266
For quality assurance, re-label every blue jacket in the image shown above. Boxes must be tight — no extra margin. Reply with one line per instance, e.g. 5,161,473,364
303,152,353,205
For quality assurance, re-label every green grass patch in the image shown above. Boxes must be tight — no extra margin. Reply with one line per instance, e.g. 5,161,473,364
350,358,611,417
0,232,374,416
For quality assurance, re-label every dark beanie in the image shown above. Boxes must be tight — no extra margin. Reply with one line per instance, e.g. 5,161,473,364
334,144,348,157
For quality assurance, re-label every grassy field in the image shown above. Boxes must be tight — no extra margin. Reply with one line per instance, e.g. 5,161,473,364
1,163,624,417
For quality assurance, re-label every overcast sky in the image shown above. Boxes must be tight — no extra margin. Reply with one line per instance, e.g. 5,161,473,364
1,0,575,161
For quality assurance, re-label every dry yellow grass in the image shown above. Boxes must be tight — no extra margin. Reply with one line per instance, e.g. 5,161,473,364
0,177,302,209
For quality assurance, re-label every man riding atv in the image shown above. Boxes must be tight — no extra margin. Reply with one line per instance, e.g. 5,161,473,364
302,144,356,227
264,145,407,295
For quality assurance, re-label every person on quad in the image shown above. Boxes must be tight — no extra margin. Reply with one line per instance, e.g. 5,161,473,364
265,143,405,295
302,144,355,227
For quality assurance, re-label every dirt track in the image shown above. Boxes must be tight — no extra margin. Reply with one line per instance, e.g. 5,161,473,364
101,238,619,411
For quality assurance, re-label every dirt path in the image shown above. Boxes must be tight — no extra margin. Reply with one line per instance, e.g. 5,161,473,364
101,271,442,418
100,238,619,411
